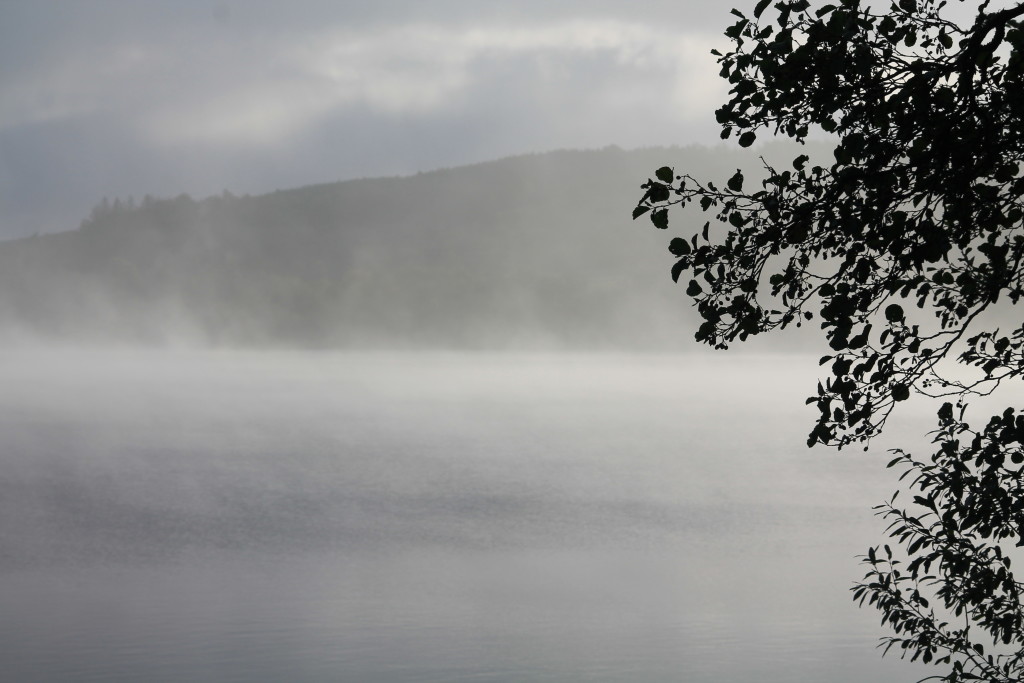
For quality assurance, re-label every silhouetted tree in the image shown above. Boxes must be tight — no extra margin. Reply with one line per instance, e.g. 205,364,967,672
635,1,1024,680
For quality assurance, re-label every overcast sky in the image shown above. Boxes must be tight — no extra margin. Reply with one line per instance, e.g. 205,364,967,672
0,1,751,238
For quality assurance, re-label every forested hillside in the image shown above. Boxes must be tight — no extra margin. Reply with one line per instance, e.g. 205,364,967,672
0,145,824,348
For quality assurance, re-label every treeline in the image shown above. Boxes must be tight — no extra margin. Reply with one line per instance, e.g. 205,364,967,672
0,144,827,349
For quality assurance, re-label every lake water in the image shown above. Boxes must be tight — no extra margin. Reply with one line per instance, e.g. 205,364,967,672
0,350,927,682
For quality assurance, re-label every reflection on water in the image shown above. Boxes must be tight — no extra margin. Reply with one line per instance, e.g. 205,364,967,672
0,351,920,682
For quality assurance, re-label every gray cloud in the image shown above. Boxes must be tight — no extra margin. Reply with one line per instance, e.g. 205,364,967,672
0,0,739,237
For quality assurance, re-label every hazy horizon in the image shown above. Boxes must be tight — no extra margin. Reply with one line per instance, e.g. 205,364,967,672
0,0,983,238
0,144,840,352
2,0,741,239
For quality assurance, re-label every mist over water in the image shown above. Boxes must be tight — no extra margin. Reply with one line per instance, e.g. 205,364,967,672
9,1,1019,678
0,146,839,352
0,350,929,682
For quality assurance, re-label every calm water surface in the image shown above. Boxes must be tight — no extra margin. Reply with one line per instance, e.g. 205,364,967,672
0,351,926,682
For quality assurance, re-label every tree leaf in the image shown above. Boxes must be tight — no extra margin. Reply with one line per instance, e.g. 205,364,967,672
884,303,904,323
671,259,687,283
647,184,670,203
728,169,744,192
669,237,691,256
